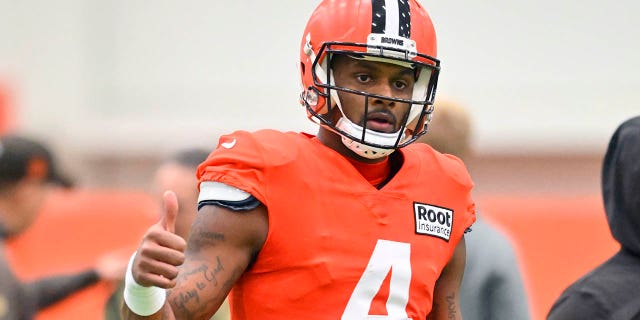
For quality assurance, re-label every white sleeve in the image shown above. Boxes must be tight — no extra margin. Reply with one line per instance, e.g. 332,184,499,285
198,181,251,202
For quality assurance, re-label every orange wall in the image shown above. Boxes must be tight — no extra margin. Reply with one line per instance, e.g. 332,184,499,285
6,189,619,320
5,189,159,320
479,194,619,320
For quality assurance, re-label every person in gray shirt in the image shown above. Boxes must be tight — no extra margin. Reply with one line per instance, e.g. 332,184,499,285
418,98,531,320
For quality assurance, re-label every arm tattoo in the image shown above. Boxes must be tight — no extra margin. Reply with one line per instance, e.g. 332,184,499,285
174,256,224,303
170,225,243,320
186,228,226,254
169,262,244,319
445,292,457,320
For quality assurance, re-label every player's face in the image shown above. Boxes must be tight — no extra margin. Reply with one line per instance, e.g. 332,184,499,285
331,55,414,133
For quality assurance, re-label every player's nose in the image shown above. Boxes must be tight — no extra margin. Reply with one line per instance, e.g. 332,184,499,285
368,83,396,108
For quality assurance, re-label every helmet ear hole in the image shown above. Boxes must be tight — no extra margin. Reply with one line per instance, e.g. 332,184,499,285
299,62,306,76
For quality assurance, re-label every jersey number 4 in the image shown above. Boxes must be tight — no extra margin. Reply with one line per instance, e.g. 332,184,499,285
342,239,411,319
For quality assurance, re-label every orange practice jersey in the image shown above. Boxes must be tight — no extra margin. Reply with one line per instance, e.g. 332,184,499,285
198,130,476,320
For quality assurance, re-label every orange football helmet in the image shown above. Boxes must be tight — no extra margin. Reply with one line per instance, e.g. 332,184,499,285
299,0,440,159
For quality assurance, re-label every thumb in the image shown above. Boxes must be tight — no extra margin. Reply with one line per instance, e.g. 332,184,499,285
160,190,179,233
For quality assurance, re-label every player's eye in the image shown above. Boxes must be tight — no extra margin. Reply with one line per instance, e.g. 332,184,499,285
394,80,408,90
356,74,371,83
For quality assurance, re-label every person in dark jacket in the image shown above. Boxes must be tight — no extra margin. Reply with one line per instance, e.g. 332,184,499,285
0,134,126,320
547,115,640,320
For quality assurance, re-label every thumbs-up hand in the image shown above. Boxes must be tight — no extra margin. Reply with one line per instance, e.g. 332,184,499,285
131,190,187,288
161,190,179,233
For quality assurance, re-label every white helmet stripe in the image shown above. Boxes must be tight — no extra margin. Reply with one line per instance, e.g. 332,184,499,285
384,0,400,36
371,0,411,37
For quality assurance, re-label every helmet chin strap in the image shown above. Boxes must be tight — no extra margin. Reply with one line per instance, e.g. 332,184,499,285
336,117,402,159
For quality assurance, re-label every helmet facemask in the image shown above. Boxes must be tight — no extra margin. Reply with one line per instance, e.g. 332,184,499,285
301,40,440,159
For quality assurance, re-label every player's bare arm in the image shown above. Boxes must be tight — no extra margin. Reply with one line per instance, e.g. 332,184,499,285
122,191,268,320
168,203,268,318
427,237,466,320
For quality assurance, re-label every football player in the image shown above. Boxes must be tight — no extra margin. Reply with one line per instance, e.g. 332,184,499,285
122,0,476,319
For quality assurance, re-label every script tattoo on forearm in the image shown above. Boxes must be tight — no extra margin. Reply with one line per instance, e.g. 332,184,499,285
445,292,457,320
178,256,224,295
170,256,225,318
170,260,245,319
180,256,224,286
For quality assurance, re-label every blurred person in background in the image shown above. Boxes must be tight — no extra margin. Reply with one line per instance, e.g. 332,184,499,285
418,98,531,320
105,148,230,320
0,134,127,320
151,149,213,241
547,115,640,320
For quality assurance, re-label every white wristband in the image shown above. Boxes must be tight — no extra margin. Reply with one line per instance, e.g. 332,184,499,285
123,251,167,316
